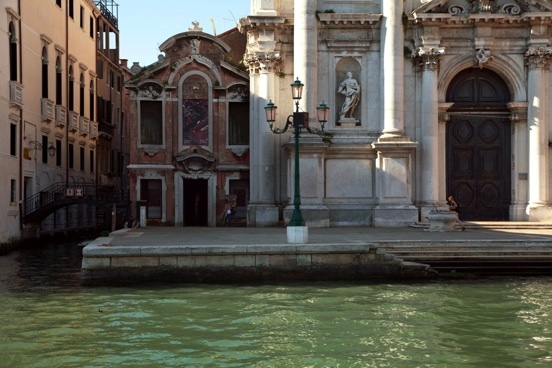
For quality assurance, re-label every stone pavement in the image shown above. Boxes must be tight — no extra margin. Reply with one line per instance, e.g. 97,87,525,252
104,223,552,247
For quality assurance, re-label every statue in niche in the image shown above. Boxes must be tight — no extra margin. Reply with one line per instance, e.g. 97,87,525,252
337,71,361,121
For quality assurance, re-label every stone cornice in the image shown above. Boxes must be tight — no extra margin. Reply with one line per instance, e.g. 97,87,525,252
238,16,286,33
317,13,382,26
411,12,552,25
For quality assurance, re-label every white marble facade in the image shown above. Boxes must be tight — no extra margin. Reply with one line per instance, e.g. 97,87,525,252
240,0,552,227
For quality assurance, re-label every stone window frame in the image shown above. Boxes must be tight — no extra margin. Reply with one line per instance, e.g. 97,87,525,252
177,70,213,153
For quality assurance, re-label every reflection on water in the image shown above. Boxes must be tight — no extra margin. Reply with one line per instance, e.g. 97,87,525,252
1,243,552,367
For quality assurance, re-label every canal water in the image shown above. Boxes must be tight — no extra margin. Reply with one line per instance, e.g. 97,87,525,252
1,242,552,367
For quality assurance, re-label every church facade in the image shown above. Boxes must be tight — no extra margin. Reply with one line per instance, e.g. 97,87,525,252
125,25,249,227
239,0,552,227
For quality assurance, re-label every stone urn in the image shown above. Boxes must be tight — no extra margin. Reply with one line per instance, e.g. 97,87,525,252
427,209,458,232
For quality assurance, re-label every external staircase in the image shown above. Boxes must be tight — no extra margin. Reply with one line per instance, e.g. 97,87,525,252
378,221,552,274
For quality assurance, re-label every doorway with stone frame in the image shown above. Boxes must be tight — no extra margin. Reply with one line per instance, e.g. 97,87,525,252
445,68,512,221
183,178,208,226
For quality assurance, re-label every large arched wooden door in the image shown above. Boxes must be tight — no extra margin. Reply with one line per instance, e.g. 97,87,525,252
446,69,511,221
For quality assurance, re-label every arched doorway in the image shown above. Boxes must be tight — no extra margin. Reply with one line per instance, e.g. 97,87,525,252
446,68,511,221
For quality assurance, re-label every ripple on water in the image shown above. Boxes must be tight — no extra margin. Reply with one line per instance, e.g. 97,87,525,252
2,243,552,367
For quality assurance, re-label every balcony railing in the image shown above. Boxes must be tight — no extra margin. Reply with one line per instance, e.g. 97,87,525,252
55,105,67,128
90,121,99,139
94,0,118,29
68,111,79,131
41,98,55,122
10,81,23,108
80,116,90,136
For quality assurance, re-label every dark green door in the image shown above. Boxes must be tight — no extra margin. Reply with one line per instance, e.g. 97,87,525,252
446,69,511,221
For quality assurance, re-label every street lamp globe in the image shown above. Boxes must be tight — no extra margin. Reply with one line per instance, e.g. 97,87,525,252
316,101,330,131
290,77,304,101
264,99,277,123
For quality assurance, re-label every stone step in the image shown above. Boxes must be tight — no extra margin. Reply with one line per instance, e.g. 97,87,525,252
411,221,552,229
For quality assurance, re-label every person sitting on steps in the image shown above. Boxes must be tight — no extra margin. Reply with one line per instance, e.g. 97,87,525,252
447,195,465,231
224,201,236,226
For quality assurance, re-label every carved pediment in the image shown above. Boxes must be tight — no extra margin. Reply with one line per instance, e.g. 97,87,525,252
175,153,215,174
137,81,164,99
413,0,552,15
227,84,249,101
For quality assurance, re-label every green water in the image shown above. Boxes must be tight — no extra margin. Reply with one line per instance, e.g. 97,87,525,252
1,243,552,367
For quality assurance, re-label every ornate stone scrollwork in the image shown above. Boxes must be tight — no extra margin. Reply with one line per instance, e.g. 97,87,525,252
190,39,200,55
500,3,522,14
417,48,445,71
525,46,552,69
475,48,494,68
143,146,161,156
438,112,450,122
188,21,203,32
138,82,164,99
175,153,215,174
448,5,468,14
243,52,283,75
230,147,249,157
227,85,249,102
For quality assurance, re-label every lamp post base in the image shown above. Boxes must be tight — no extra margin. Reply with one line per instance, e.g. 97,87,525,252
287,226,309,244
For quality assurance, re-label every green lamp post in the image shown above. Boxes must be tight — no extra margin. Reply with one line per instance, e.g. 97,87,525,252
264,77,330,230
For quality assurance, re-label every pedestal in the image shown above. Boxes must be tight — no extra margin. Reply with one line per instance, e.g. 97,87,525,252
338,119,359,128
287,226,309,244
427,210,457,232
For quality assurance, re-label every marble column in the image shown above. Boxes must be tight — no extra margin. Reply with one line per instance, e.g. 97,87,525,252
507,102,528,221
293,0,317,114
245,53,282,226
525,45,552,221
380,0,405,138
372,0,418,226
419,46,444,220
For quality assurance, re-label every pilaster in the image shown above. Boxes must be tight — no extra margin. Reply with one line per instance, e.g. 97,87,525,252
241,19,285,226
525,43,552,221
418,46,445,221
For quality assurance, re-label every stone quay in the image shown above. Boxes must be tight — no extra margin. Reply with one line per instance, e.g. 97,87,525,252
81,224,552,285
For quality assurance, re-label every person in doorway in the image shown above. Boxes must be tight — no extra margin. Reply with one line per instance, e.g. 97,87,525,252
447,195,465,231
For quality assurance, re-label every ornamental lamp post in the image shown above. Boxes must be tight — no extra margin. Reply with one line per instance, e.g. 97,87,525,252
264,77,330,243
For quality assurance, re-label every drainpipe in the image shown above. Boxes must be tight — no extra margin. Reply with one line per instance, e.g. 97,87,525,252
65,0,69,187
18,0,23,228
65,0,70,230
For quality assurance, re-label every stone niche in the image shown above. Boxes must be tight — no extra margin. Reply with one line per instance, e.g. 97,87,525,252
335,57,362,127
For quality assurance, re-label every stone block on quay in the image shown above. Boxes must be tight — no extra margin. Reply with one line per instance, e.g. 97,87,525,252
159,256,178,267
111,256,160,267
205,255,235,267
81,257,111,269
255,254,270,267
83,245,141,257
234,255,256,267
246,245,298,254
312,253,354,265
141,246,191,256
176,256,195,268
269,254,297,267
297,254,312,266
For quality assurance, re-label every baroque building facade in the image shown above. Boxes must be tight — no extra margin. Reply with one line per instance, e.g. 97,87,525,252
239,0,552,227
125,24,249,227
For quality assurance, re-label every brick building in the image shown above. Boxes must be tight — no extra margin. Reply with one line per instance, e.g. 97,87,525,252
125,24,249,226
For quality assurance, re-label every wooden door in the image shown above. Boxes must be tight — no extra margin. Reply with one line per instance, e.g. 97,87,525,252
446,69,511,221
